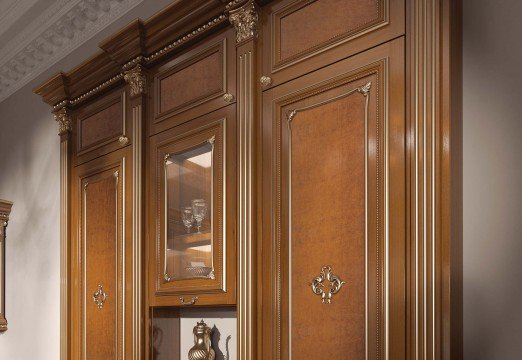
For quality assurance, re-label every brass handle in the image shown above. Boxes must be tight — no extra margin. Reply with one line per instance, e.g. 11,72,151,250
260,75,272,87
223,93,234,103
93,284,108,309
311,265,346,304
118,136,129,146
180,296,198,306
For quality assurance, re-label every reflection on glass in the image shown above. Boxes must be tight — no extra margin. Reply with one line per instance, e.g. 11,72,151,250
164,139,214,281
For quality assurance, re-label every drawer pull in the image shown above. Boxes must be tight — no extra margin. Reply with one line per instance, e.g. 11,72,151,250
260,75,272,87
93,284,108,309
311,265,346,304
180,296,198,306
118,136,129,146
223,93,234,103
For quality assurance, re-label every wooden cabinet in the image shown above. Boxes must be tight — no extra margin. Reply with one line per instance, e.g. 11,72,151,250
148,105,237,307
261,38,405,359
34,1,462,359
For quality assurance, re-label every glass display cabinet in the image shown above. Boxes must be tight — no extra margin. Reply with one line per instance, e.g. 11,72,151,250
164,139,214,283
149,107,236,307
0,199,13,332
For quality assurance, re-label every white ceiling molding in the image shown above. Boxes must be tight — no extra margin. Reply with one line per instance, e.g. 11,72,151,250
0,0,144,103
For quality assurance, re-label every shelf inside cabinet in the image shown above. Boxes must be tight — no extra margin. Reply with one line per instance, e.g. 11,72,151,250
169,231,211,249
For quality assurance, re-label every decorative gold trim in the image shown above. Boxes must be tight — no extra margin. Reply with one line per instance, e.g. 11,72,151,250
131,104,143,360
124,65,147,97
52,13,230,111
282,75,377,359
59,138,69,359
93,284,108,309
237,45,255,359
260,75,272,87
229,1,258,43
54,107,72,135
310,266,346,304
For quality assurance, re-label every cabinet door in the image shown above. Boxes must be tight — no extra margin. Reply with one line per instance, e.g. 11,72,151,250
148,105,236,307
260,0,404,88
73,88,131,166
71,148,133,360
261,38,405,359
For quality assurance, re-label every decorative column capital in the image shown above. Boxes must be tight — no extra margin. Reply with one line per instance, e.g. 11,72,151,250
53,107,72,135
229,0,259,43
124,64,147,97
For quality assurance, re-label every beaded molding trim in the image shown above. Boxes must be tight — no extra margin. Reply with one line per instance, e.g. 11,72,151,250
53,13,228,110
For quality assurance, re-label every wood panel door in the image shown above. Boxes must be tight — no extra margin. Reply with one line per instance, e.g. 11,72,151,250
261,38,405,359
260,0,404,88
71,147,134,360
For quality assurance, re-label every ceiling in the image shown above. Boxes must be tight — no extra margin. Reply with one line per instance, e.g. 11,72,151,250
0,0,167,103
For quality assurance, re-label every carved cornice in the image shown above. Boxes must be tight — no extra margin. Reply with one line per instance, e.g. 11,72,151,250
0,200,13,224
53,107,72,135
0,0,146,104
229,0,259,43
124,64,146,97
36,10,230,111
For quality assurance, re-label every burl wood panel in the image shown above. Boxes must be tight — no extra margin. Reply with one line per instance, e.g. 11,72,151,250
159,50,223,114
278,0,382,62
79,101,123,151
290,95,366,359
84,175,118,359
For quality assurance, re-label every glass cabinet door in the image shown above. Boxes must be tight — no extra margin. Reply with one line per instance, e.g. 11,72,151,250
149,106,236,307
164,139,215,282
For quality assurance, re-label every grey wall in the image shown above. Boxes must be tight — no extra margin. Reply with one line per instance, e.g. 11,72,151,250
463,0,522,358
0,1,172,358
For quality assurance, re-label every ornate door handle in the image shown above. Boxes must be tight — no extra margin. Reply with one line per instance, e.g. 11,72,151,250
311,265,346,304
93,284,108,309
179,296,198,306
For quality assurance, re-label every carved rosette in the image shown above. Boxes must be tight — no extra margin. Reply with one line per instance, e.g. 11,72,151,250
229,0,258,43
124,64,147,97
53,107,72,135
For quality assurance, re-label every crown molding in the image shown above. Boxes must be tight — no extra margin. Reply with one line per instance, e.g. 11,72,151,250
0,0,144,104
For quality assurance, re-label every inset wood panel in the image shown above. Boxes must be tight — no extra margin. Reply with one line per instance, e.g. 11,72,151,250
159,50,223,114
80,101,122,150
150,28,236,135
84,174,119,360
73,88,130,166
261,38,406,359
71,147,134,360
261,0,404,87
279,0,382,62
290,94,366,359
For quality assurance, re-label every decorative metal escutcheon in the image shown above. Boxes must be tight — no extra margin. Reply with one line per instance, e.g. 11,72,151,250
93,284,108,309
311,265,346,304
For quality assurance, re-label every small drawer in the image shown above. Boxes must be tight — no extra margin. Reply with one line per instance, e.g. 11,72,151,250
149,27,236,136
73,88,130,165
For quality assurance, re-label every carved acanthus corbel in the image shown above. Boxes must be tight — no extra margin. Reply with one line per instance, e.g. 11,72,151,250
53,107,72,135
229,0,259,43
124,64,147,97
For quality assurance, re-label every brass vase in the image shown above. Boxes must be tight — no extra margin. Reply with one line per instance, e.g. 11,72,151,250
188,320,215,360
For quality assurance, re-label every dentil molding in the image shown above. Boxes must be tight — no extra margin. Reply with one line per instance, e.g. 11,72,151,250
0,0,144,104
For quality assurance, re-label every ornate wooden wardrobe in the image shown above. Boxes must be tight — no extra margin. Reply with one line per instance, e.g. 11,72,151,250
35,0,462,359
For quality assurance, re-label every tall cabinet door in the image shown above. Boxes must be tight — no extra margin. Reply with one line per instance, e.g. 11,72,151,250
71,147,133,360
261,38,405,359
